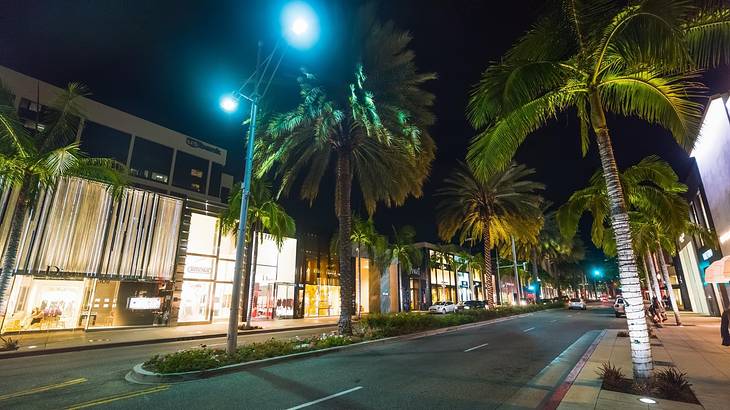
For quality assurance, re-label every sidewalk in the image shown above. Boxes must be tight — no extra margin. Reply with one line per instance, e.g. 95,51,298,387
558,314,729,409
0,317,338,358
654,314,730,410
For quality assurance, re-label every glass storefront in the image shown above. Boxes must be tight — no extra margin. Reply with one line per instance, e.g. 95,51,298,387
2,277,86,332
301,242,341,317
0,177,182,333
177,213,297,323
429,250,456,303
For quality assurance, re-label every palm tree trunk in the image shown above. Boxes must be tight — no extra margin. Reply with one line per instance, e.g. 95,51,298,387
481,217,495,308
335,151,354,335
645,252,664,311
655,248,681,326
245,230,261,327
641,257,654,300
590,91,652,379
0,180,30,312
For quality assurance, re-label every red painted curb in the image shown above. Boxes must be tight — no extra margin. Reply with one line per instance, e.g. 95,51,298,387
542,329,606,410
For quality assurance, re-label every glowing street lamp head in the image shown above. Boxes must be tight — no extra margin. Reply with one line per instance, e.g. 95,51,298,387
220,95,239,113
594,270,601,277
291,17,309,36
282,2,319,49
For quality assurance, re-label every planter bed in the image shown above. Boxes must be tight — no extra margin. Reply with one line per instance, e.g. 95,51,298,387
131,303,562,382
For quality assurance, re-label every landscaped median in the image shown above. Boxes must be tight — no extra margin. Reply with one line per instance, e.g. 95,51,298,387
128,302,563,384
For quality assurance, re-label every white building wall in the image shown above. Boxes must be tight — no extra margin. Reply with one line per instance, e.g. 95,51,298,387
692,96,730,255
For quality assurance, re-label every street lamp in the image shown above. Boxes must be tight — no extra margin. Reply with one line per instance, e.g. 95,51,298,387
222,3,317,355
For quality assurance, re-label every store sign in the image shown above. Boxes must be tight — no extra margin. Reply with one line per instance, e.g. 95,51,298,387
128,297,162,310
184,256,214,279
186,138,222,155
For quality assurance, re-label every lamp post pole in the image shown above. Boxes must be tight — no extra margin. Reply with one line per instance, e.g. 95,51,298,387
227,95,258,355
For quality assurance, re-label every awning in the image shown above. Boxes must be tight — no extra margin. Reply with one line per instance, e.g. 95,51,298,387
704,256,730,283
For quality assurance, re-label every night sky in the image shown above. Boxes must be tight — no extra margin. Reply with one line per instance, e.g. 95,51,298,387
2,0,728,263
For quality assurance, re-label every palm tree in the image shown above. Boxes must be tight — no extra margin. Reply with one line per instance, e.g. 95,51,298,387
558,156,702,326
436,162,544,308
0,82,127,310
467,1,730,378
391,225,417,311
257,9,436,335
219,179,295,327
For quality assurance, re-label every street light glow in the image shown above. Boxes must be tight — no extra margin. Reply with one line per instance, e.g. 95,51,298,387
594,269,601,277
291,17,308,35
220,95,239,112
282,2,319,49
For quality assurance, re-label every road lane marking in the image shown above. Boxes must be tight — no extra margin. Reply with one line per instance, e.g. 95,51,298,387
0,378,87,401
65,385,170,409
464,342,489,352
523,327,536,333
286,386,363,410
550,319,557,323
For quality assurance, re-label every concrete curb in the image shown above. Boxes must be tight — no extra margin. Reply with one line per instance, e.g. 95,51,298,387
0,323,337,359
126,309,552,385
543,329,607,410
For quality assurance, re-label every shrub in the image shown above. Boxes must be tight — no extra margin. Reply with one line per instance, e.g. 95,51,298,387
654,368,695,402
143,334,356,374
1,337,19,352
597,362,626,390
617,330,629,337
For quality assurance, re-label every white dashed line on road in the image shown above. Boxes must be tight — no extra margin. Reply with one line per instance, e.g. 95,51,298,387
523,327,535,333
464,343,489,352
286,386,363,410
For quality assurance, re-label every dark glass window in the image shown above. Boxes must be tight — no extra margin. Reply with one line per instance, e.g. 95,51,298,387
18,98,56,133
208,163,222,197
172,151,208,193
79,121,131,163
130,138,173,184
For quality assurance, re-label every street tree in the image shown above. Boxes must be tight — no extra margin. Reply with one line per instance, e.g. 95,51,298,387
219,179,295,327
436,162,544,308
467,0,730,379
258,7,436,335
0,83,127,310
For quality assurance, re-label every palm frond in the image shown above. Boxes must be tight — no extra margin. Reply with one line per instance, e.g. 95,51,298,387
599,70,705,150
684,2,730,68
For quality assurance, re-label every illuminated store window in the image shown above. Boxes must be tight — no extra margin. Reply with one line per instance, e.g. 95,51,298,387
187,213,218,255
178,281,211,322
212,283,233,320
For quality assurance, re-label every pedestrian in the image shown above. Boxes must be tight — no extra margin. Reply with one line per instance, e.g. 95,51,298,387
721,305,730,347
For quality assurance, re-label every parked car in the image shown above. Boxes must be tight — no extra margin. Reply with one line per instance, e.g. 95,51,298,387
462,300,485,310
613,297,626,317
428,301,457,314
568,298,587,310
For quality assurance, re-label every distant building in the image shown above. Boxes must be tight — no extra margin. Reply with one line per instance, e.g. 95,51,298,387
0,65,234,202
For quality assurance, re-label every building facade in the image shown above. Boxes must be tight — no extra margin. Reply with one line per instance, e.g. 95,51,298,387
672,94,730,316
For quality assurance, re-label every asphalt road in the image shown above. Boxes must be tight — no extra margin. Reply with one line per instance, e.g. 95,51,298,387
0,306,624,409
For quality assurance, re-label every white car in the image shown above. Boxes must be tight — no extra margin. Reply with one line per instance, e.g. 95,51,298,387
613,297,626,317
568,298,587,310
429,301,457,314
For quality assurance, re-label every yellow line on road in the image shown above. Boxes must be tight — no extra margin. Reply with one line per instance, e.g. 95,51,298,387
66,385,170,410
0,378,87,401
